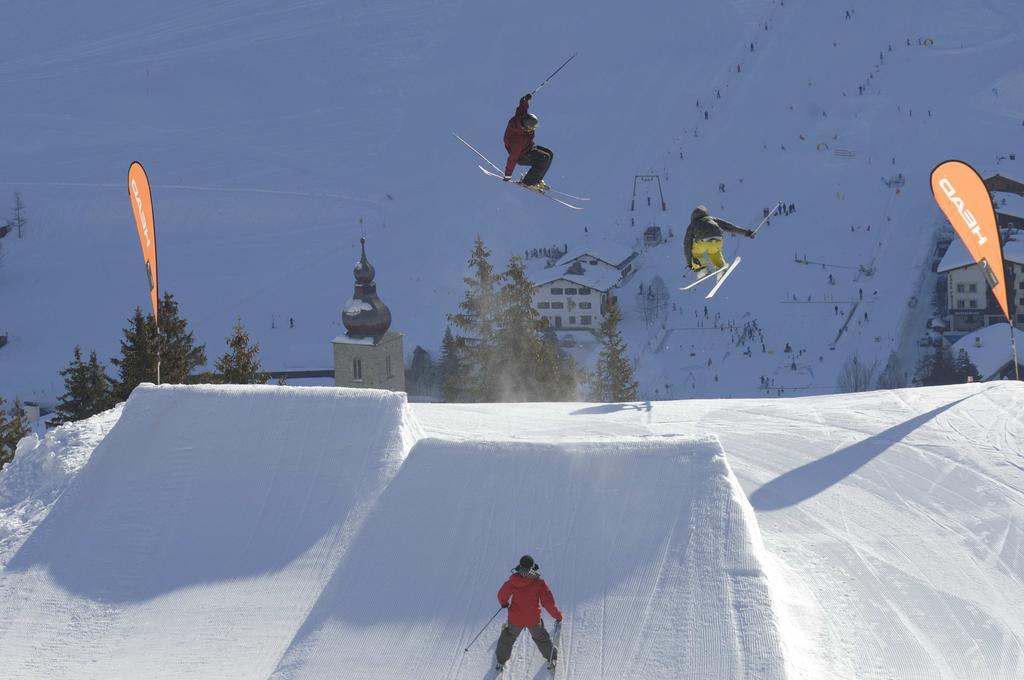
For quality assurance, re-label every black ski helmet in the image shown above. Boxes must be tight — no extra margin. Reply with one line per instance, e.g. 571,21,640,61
518,554,536,571
522,113,539,131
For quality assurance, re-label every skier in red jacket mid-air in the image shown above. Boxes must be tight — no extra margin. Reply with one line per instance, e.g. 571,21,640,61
503,94,554,191
495,554,562,673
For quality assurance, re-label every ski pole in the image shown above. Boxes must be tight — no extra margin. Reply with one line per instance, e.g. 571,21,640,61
452,132,505,176
464,606,504,653
530,52,578,96
752,201,783,235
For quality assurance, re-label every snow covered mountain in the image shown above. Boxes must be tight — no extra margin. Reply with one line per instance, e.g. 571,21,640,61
2,0,1023,404
1,382,1022,679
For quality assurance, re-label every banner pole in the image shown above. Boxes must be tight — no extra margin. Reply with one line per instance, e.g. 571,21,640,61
1011,324,1021,381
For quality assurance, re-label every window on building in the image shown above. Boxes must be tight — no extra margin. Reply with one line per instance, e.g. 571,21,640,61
554,316,562,328
386,354,393,379
581,315,592,325
551,302,564,309
956,299,966,309
1018,313,1024,323
579,302,592,309
565,288,577,295
551,287,563,295
352,358,363,381
589,259,598,265
968,299,978,309
539,301,550,309
968,283,978,293
578,288,591,296
569,316,576,324
1018,281,1024,290
956,283,965,293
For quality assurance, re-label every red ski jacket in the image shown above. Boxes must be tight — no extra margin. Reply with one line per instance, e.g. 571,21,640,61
498,570,562,628
503,96,535,176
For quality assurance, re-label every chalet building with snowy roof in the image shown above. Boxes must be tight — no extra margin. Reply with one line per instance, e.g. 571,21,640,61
332,238,405,391
937,236,1024,332
555,241,639,279
527,241,637,333
984,174,1024,231
951,323,1023,381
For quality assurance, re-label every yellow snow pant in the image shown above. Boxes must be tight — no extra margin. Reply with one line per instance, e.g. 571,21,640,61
692,239,727,270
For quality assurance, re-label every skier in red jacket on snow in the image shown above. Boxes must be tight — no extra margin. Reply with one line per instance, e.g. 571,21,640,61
495,554,562,673
503,94,554,190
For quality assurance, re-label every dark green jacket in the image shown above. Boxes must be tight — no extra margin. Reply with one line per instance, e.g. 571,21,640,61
683,205,752,266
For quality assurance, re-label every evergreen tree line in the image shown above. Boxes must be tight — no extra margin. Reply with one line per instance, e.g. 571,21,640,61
0,397,31,472
53,293,268,425
434,237,637,403
914,345,980,386
835,346,979,393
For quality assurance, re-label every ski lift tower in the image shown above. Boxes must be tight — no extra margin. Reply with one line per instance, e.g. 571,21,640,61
631,174,667,212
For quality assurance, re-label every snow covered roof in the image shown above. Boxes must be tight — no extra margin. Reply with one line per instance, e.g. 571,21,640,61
937,236,1024,273
529,263,623,292
556,239,638,269
951,323,1021,379
993,191,1024,219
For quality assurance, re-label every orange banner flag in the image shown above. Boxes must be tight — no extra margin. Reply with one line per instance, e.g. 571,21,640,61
128,162,159,326
930,160,1010,321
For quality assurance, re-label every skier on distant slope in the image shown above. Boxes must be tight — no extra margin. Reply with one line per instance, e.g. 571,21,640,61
684,205,755,279
503,94,554,191
495,554,562,673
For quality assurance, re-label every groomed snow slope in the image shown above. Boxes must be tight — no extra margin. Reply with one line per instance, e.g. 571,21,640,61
416,382,1024,679
272,437,784,680
2,384,1022,678
0,385,417,679
0,385,785,679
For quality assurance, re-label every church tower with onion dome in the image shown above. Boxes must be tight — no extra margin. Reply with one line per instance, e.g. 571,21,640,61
332,238,405,391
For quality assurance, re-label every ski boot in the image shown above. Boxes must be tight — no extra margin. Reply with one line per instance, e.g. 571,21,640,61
495,662,505,673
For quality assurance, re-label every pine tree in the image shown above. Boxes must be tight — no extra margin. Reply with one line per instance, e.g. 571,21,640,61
111,307,160,401
491,256,580,401
214,318,268,384
0,397,30,471
953,348,980,382
591,298,638,401
157,292,207,384
0,397,12,471
915,345,959,386
439,326,465,402
55,346,115,423
111,292,206,400
407,345,436,397
447,237,499,401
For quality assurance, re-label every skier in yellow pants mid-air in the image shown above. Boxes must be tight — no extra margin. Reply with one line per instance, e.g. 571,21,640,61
683,205,755,280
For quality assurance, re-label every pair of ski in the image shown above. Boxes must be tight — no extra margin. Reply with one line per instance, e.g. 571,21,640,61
454,133,588,210
680,256,742,299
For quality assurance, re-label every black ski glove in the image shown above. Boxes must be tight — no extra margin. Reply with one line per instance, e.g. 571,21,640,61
523,93,532,101
746,231,756,239
501,601,510,608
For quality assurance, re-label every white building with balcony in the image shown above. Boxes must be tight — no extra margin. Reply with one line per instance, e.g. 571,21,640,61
937,236,1024,332
529,261,624,332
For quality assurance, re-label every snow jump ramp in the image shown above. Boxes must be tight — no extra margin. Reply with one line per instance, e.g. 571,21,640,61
0,385,787,679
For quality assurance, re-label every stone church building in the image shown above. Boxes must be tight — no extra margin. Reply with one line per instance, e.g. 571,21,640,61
332,238,405,391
